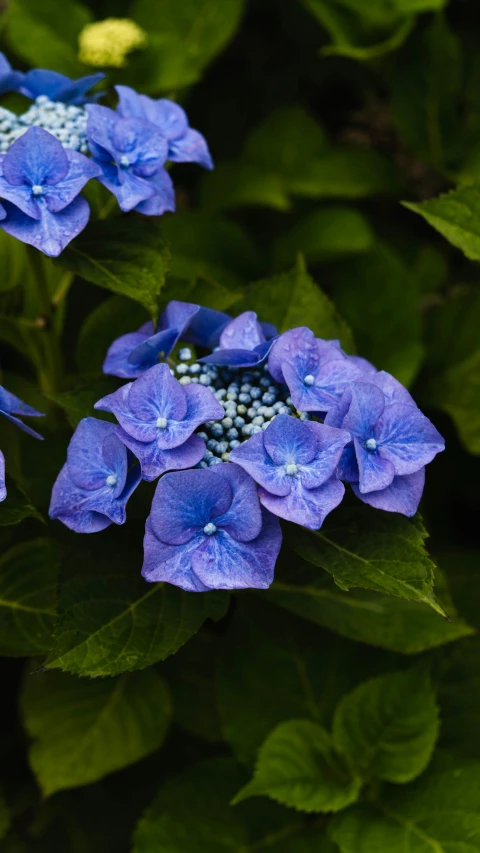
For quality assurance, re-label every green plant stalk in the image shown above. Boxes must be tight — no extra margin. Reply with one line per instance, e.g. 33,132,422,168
26,247,62,395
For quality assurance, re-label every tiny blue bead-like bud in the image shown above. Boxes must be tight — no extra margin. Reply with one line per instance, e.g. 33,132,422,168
304,374,315,386
178,347,192,361
286,397,293,406
211,423,224,438
189,363,201,374
252,401,261,410
176,363,189,375
251,425,263,434
250,387,262,399
242,424,254,437
226,428,239,440
366,438,377,451
238,393,251,404
229,439,241,449
260,377,271,388
273,401,284,412
198,460,208,468
222,417,233,429
252,416,264,426
199,374,212,385
197,432,208,441
247,407,256,419
299,412,310,421
240,383,252,393
215,388,227,398
207,439,218,451
263,407,276,419
179,376,191,385
237,404,247,415
203,522,217,535
234,416,245,428
226,391,238,401
216,441,228,454
262,392,276,405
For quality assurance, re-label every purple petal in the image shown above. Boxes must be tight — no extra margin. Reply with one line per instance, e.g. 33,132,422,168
375,403,445,475
0,196,90,257
86,104,118,160
182,306,231,348
191,508,282,590
43,149,101,213
300,422,352,488
355,438,395,494
103,329,156,379
128,363,188,426
142,518,209,591
212,462,262,542
259,475,345,529
268,327,319,384
0,386,43,417
230,432,292,498
371,370,415,406
67,418,127,493
199,348,267,368
0,450,6,502
115,87,189,140
128,327,178,366
133,168,175,216
116,429,205,482
337,444,359,483
285,357,364,414
3,127,69,187
0,410,44,440
96,162,156,212
115,86,149,120
264,414,318,466
112,117,168,175
341,382,386,438
219,311,266,351
0,175,42,220
169,127,213,169
20,70,104,104
352,468,425,517
149,468,233,545
49,466,113,533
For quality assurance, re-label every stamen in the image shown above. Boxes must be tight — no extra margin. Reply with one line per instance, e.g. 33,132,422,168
366,438,377,451
304,374,315,386
156,416,168,429
285,463,298,476
119,154,130,167
105,474,117,487
203,522,217,535
31,185,44,196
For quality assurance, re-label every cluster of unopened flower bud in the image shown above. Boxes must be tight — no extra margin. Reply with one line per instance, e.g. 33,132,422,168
0,96,88,154
171,348,309,467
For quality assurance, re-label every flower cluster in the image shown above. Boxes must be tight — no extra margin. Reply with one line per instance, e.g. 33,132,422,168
0,386,44,502
0,54,212,255
50,302,445,593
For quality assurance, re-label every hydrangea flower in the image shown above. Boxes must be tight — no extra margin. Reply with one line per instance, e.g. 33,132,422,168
49,417,141,532
199,311,278,368
86,104,173,214
19,69,105,105
142,463,282,591
325,381,445,516
0,53,24,96
230,414,349,528
0,126,100,256
94,363,224,481
103,301,230,379
0,385,44,503
115,85,213,170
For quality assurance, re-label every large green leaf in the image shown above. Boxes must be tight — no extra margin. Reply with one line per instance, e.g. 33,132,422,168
6,0,91,75
404,186,480,261
76,296,149,374
330,761,480,852
273,208,373,269
245,107,328,173
236,259,354,352
233,720,361,813
286,148,400,199
439,637,480,761
58,219,171,319
0,481,43,528
288,505,444,614
333,669,439,783
200,161,291,213
0,539,59,657
21,668,172,796
45,537,229,677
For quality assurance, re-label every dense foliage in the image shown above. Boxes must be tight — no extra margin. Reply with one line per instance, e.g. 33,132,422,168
0,0,479,850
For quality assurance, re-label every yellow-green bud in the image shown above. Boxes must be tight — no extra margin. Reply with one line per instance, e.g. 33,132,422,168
78,18,147,68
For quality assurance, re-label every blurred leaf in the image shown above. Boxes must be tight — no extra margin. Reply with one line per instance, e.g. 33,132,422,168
439,637,480,760
273,207,374,269
128,0,245,91
58,219,171,319
233,720,361,813
6,0,91,75
404,186,480,261
245,107,328,173
237,258,354,351
0,539,59,657
330,242,423,386
288,504,444,614
76,295,149,374
333,669,439,783
429,349,480,454
45,539,229,677
22,668,172,796
330,760,480,852
45,378,118,428
287,148,400,199
201,161,291,212
0,481,43,527
267,568,473,654
0,794,8,841
0,231,31,294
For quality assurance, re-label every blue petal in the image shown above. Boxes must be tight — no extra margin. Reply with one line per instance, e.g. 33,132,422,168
43,149,101,213
86,104,118,160
283,356,363,413
49,464,113,533
169,127,213,169
133,168,175,216
0,410,44,440
66,417,127,493
264,414,318,466
103,328,156,378
0,386,43,418
259,475,345,529
0,196,91,257
20,69,104,104
230,432,292,497
128,327,178,366
351,468,425,517
0,450,6,502
341,382,386,439
183,306,231,348
268,327,320,383
2,126,69,187
116,429,205,482
213,462,263,542
0,53,24,95
219,311,266,351
149,468,233,545
374,403,445,475
116,87,188,138
112,117,168,175
96,162,156,212
354,437,395,494
142,518,209,591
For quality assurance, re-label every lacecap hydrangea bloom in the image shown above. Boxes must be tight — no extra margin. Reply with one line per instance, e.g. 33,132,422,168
50,301,445,593
0,385,44,502
0,55,212,255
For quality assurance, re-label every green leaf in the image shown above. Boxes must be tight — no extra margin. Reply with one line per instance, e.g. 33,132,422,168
330,761,480,852
0,230,31,293
266,569,473,654
333,669,439,783
58,219,171,319
429,349,480,454
6,0,91,75
273,208,374,269
330,243,423,387
21,668,172,796
45,537,229,676
237,258,354,352
45,378,118,428
286,149,400,199
439,637,480,761
0,539,59,657
233,720,361,813
0,481,43,527
128,0,245,91
404,186,480,261
288,504,444,614
201,161,291,212
76,296,149,374
245,107,328,174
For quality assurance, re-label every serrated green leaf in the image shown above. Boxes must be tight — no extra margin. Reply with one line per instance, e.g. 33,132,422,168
0,481,43,527
273,208,373,269
404,186,480,261
233,720,361,813
237,259,354,352
45,540,229,676
6,0,91,75
266,569,473,654
21,668,172,796
333,669,439,783
58,219,171,319
288,504,443,613
330,761,480,852
0,539,59,657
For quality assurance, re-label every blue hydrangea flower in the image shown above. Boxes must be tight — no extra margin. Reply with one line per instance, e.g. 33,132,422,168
268,326,365,414
142,462,282,591
230,414,349,528
0,126,100,256
115,85,213,170
49,417,141,533
19,69,105,105
86,104,173,213
199,311,278,368
103,301,230,379
0,385,44,503
0,53,24,96
95,363,224,481
325,381,445,516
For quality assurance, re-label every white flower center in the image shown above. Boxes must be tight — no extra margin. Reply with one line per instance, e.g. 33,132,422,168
285,462,299,476
105,474,117,487
203,522,217,536
156,417,168,429
303,374,315,386
31,185,44,196
366,438,377,451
